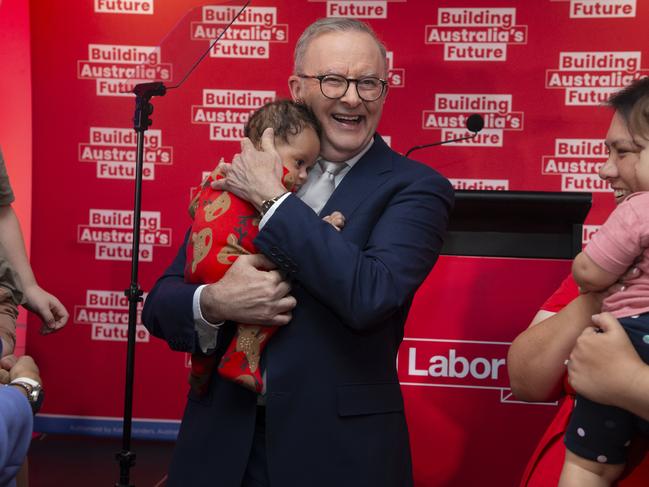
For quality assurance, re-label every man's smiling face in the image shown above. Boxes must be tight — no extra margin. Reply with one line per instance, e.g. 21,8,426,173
289,30,387,162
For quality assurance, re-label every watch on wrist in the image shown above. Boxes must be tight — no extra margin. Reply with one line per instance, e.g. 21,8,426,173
8,377,44,414
260,193,287,217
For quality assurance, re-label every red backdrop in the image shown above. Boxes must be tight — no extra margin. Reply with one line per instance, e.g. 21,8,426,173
0,0,32,355
14,0,649,485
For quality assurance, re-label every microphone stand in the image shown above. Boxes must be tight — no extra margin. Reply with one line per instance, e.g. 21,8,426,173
116,81,166,487
113,6,249,484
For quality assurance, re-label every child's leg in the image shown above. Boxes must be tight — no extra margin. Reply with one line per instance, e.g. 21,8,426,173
560,313,649,486
219,324,277,393
188,353,217,396
561,393,632,487
559,450,624,487
0,288,18,357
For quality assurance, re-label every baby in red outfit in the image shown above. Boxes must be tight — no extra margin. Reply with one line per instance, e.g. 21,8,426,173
185,100,343,394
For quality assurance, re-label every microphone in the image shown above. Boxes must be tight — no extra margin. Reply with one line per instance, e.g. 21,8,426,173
405,114,484,157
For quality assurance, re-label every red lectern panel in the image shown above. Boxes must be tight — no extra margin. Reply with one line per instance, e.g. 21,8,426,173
400,255,571,486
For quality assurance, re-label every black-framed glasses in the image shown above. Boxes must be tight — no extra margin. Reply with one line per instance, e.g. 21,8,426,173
298,74,387,102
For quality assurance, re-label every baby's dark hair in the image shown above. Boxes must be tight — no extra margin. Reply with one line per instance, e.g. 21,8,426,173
244,99,321,147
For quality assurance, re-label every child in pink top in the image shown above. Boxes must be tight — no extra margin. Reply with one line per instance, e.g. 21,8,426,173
560,97,649,486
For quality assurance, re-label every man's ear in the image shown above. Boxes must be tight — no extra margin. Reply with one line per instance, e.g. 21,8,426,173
288,75,303,103
382,68,389,100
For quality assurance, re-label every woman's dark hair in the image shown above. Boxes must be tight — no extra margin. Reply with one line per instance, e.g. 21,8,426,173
607,77,649,123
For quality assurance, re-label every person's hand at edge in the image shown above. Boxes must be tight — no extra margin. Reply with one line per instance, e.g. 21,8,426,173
22,284,69,334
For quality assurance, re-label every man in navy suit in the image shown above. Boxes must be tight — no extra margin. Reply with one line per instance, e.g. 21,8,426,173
143,17,454,487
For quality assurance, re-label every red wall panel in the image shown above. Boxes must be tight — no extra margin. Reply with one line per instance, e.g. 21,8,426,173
22,1,648,485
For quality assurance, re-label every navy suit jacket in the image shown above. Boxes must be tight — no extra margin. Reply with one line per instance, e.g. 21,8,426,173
142,135,454,487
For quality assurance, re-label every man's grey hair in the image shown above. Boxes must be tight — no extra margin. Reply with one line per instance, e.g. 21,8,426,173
293,17,388,74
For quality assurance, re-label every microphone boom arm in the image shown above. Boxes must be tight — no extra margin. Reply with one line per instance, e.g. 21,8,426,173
405,133,478,157
405,113,484,158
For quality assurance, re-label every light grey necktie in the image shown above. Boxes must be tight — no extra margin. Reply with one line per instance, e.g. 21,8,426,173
300,161,346,214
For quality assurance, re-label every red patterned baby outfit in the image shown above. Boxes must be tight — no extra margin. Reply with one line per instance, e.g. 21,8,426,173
185,168,284,394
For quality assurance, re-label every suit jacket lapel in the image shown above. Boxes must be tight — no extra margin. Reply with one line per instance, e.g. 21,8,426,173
320,134,393,218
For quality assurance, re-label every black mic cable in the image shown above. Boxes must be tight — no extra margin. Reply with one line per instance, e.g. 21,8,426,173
405,114,485,157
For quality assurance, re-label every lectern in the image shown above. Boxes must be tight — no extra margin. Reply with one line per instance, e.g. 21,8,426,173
402,190,593,486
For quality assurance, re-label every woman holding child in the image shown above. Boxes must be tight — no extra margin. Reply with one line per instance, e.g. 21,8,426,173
508,77,649,486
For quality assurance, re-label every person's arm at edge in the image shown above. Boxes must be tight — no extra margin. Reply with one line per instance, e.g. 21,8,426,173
0,206,33,290
507,291,602,402
0,205,68,331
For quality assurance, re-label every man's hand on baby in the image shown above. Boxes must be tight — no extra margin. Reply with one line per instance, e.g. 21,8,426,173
200,254,295,326
322,211,345,231
212,128,287,209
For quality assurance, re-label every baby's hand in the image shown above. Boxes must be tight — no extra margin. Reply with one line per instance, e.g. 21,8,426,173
322,211,345,231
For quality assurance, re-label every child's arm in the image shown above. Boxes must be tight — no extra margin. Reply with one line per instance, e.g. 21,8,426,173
322,211,345,231
572,251,620,292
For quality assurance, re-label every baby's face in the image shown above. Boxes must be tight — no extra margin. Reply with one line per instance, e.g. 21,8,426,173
276,126,321,192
